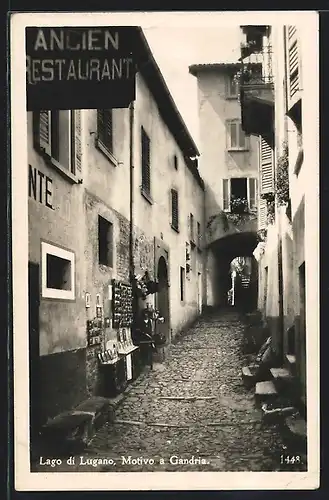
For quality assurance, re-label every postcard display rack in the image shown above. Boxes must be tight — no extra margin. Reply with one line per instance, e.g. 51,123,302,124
99,280,141,397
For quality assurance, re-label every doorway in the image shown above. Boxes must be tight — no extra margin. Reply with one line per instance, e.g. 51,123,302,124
157,256,170,340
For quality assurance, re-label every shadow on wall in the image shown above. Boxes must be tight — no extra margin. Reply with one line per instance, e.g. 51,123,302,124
204,182,233,245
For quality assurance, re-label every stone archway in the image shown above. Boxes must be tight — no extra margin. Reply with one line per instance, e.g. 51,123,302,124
157,256,170,340
208,232,258,310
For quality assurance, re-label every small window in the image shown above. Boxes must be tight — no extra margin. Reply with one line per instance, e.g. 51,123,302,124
171,189,179,231
47,254,72,291
231,178,248,213
180,266,185,302
41,242,75,300
97,109,114,158
223,177,257,213
226,74,238,98
173,154,178,170
227,120,249,150
141,127,151,196
98,216,113,267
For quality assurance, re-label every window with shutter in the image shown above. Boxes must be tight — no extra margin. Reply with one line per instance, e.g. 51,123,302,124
248,177,258,210
258,197,267,230
97,109,113,154
33,110,78,178
72,110,82,177
38,111,52,156
227,119,249,150
141,127,151,196
260,137,274,194
171,189,179,231
223,178,230,211
287,26,300,101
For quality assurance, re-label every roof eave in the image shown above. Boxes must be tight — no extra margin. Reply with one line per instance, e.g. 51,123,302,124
137,29,200,159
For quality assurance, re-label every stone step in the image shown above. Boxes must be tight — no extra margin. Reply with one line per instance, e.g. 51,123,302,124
270,367,292,379
40,396,113,454
286,354,296,365
286,354,297,375
255,380,278,407
241,365,258,389
270,367,294,392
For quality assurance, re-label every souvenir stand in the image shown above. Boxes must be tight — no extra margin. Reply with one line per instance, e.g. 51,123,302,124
112,280,141,383
98,280,141,397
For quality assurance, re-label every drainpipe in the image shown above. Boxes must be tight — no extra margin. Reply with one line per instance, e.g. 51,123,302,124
129,101,135,281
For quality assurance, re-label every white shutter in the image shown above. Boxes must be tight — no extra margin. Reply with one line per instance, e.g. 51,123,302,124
73,110,82,178
286,26,300,101
223,178,230,211
227,121,238,149
258,197,267,230
34,111,51,156
238,123,246,149
248,178,257,210
260,137,274,194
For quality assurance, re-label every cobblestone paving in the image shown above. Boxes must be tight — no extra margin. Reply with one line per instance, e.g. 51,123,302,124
34,310,307,473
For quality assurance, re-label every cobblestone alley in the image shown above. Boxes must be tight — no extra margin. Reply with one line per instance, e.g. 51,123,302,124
33,310,306,473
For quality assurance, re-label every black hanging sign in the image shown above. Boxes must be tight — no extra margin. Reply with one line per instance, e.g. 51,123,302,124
26,26,138,111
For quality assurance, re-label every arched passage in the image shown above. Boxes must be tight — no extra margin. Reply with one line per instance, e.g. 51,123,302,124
208,231,258,311
157,256,170,340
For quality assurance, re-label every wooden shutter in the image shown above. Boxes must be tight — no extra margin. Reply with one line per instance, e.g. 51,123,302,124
97,109,113,152
260,137,274,194
73,110,82,178
171,189,179,230
223,178,230,211
141,128,151,194
258,197,267,230
287,26,300,101
33,111,51,156
248,177,257,210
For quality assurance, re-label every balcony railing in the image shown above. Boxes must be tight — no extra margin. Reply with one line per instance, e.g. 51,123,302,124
237,64,274,138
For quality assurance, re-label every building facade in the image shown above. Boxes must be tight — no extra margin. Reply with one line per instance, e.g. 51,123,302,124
239,23,318,414
28,29,205,430
189,62,259,309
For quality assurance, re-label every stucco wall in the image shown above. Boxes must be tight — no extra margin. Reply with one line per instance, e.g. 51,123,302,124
133,73,205,336
196,69,259,223
194,68,259,307
28,68,206,423
28,112,87,357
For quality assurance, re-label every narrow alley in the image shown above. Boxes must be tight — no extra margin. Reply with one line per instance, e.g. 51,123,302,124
33,310,306,473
